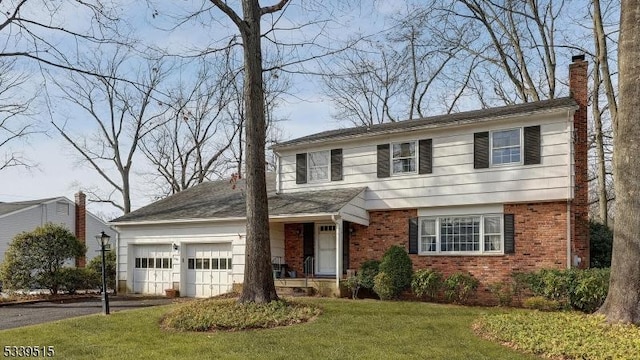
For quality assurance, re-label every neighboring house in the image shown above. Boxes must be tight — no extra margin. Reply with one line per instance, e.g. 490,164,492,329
0,192,116,267
111,56,589,303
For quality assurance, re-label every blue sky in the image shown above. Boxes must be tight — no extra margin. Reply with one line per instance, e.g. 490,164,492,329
0,1,399,218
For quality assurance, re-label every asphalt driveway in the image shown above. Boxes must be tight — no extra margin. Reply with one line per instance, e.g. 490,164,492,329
0,296,174,330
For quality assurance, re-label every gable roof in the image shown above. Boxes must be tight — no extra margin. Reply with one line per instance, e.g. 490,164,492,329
272,97,578,150
0,197,61,218
111,173,366,224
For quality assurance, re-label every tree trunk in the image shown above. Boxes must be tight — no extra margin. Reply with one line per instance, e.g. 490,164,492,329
592,18,608,226
238,0,278,304
594,0,618,131
597,0,640,324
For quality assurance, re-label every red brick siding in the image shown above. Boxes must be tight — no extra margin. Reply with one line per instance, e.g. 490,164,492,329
75,191,86,268
569,58,590,268
284,223,304,275
346,203,569,305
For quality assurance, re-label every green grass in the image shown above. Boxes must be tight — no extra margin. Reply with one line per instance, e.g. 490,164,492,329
477,310,640,360
162,298,321,331
0,298,536,360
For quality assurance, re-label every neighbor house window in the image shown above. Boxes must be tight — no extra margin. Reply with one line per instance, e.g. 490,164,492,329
419,214,503,254
491,129,521,165
392,141,417,174
308,151,330,182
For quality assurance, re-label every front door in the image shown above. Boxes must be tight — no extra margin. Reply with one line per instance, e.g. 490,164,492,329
316,224,336,275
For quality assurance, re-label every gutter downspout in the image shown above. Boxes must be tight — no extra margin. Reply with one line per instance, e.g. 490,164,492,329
275,151,282,195
114,227,120,294
331,214,342,293
566,110,574,269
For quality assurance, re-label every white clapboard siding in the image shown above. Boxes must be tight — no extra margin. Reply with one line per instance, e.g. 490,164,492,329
115,220,285,290
277,113,572,209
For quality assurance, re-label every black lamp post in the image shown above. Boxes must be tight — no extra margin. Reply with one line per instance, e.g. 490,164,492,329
95,231,111,315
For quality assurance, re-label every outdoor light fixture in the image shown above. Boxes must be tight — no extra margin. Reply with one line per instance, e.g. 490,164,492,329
173,243,179,251
95,231,111,315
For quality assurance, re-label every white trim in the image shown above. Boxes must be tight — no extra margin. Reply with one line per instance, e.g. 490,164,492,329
418,204,502,217
418,213,504,256
490,127,523,167
112,213,343,227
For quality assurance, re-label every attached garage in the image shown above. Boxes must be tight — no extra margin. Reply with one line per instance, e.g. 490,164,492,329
132,245,173,295
185,243,232,298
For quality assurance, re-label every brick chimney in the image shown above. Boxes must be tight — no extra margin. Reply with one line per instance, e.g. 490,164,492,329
569,55,589,268
75,191,87,268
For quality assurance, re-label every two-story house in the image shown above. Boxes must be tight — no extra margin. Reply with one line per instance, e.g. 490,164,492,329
111,56,588,303
0,192,116,267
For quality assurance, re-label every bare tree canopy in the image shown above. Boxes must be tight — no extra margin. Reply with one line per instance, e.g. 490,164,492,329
50,49,169,214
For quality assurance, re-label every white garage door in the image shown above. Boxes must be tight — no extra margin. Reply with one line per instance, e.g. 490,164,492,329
133,245,173,296
186,243,232,298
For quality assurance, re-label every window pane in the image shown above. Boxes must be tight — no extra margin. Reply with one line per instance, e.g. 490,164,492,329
148,258,155,268
219,258,227,270
393,142,415,157
308,151,329,166
492,129,521,165
439,217,480,253
187,259,194,269
135,258,141,268
162,258,170,269
484,235,502,251
484,216,501,234
141,258,148,268
203,258,210,269
228,258,232,268
155,258,162,269
196,259,203,269
308,151,329,181
421,219,436,235
212,258,219,270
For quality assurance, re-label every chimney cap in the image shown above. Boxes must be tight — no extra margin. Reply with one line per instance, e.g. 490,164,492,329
572,54,585,62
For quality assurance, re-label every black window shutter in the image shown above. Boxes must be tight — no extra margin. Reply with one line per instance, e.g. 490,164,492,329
377,144,390,178
504,214,515,254
303,223,315,273
419,139,433,174
296,153,307,184
523,125,541,165
474,132,489,169
408,217,419,254
342,221,350,273
331,149,343,181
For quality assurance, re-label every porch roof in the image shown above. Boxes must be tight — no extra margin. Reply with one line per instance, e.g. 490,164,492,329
111,173,367,225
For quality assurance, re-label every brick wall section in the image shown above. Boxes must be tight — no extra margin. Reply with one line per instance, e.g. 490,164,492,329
75,191,87,268
284,223,304,275
569,57,590,268
346,204,568,305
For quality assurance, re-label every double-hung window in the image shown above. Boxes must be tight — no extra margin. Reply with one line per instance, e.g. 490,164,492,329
491,129,521,165
308,151,330,182
419,214,503,255
392,141,417,174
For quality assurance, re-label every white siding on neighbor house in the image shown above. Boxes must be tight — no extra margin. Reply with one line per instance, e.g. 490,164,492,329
0,199,113,264
115,220,286,294
277,111,572,209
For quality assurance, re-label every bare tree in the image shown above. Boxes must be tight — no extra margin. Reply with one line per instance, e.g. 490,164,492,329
0,59,37,171
597,0,640,324
141,58,240,196
50,50,169,214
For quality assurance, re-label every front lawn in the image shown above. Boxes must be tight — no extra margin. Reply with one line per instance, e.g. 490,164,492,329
0,298,536,360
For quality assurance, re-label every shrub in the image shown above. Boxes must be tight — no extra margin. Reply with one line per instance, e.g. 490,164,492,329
569,268,609,313
343,276,360,299
373,272,395,300
60,268,95,294
590,221,613,268
0,223,86,294
443,272,478,304
522,296,562,311
411,269,442,300
87,251,116,291
377,245,413,298
513,268,610,313
488,281,514,306
357,259,380,290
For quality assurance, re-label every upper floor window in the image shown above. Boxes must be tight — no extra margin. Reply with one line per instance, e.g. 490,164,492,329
308,151,330,182
392,141,417,174
491,129,521,165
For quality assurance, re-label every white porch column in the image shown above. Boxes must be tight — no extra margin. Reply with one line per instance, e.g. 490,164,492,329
335,218,343,288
